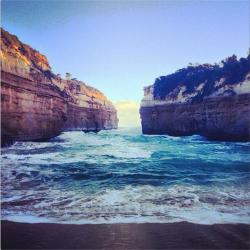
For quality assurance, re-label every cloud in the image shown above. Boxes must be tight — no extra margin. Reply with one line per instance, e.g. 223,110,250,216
114,101,141,127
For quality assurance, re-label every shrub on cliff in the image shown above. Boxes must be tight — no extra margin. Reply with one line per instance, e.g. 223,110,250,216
153,54,250,100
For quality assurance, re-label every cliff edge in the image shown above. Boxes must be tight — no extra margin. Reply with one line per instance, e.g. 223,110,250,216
140,55,250,141
1,28,118,146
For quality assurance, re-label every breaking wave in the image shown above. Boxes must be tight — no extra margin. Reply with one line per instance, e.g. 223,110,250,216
1,127,250,224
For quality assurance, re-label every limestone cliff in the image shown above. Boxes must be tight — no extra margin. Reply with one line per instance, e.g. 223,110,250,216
1,28,118,146
140,56,250,141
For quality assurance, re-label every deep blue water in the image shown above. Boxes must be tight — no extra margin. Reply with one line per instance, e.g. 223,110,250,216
1,127,250,224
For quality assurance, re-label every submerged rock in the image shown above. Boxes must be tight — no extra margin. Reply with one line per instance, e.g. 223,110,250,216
140,56,250,141
1,28,118,146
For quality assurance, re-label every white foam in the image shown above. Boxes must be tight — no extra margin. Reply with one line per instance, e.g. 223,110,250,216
3,184,249,225
1,130,250,225
3,214,53,224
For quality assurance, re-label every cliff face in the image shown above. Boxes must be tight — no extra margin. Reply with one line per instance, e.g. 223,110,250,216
140,56,250,141
1,28,118,146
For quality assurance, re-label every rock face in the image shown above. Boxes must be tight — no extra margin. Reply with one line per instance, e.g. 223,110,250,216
1,28,118,146
140,56,250,141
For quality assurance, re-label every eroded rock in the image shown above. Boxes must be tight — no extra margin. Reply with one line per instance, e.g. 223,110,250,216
1,28,118,146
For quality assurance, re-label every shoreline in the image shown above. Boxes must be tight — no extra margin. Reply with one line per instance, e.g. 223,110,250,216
1,220,249,249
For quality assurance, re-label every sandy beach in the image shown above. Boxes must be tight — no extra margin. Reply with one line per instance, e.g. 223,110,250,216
1,220,249,249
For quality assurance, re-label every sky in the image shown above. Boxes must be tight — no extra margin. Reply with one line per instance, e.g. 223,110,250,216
2,0,249,126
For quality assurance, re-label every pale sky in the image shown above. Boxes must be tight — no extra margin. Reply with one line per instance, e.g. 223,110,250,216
114,101,140,127
2,0,249,127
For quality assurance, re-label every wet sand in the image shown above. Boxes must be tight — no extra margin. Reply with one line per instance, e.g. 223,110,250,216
1,220,249,249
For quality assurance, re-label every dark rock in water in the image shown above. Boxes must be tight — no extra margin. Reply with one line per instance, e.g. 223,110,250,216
1,132,14,147
140,55,250,141
0,28,118,147
83,129,101,133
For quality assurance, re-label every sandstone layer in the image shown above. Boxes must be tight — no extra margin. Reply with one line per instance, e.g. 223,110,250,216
140,57,250,141
1,28,118,146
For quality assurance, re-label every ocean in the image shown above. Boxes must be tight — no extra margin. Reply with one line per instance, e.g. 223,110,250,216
1,127,250,224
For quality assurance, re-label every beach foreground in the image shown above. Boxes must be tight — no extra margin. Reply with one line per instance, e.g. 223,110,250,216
1,220,249,249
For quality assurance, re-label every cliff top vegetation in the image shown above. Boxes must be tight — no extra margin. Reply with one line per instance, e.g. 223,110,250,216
154,54,250,100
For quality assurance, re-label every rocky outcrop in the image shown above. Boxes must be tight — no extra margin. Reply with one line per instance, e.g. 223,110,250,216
140,56,250,141
1,28,118,146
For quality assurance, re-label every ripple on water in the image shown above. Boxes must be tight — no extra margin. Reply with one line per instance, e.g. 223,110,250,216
1,128,250,224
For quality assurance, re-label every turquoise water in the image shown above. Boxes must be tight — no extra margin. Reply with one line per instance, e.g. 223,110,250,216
1,127,250,224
